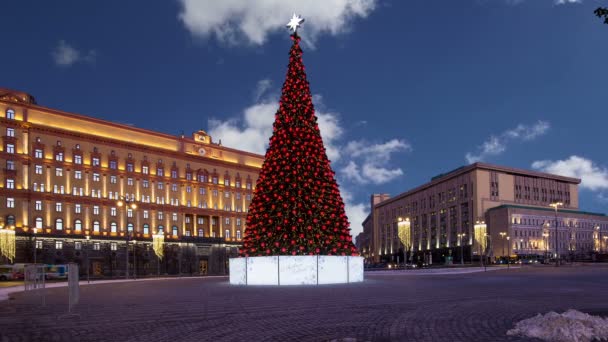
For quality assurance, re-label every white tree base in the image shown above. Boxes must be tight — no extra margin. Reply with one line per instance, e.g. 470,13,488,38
229,255,364,285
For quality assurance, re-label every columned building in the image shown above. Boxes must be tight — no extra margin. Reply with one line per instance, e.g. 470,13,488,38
358,163,608,264
0,88,263,276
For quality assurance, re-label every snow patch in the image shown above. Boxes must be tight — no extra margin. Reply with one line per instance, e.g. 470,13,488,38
507,309,608,342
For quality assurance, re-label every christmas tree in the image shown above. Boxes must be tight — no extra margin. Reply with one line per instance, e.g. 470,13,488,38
240,16,358,257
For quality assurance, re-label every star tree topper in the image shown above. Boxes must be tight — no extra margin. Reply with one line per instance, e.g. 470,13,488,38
286,13,305,33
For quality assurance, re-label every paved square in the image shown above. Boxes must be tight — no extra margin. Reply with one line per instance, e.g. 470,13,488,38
1,266,607,342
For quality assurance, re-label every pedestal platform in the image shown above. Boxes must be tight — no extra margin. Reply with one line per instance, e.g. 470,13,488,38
229,255,364,285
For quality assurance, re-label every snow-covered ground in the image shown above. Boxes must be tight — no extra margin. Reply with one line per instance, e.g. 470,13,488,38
507,309,608,342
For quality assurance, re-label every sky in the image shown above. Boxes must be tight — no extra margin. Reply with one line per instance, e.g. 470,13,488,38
2,0,608,240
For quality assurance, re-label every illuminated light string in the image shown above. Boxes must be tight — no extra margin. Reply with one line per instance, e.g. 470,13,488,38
240,19,358,257
0,227,16,262
152,231,164,260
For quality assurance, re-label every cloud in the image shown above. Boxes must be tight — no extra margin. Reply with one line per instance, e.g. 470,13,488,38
340,188,369,242
208,82,343,161
506,0,581,4
51,40,96,66
466,120,550,164
532,156,608,191
340,139,412,185
253,79,272,101
177,0,378,47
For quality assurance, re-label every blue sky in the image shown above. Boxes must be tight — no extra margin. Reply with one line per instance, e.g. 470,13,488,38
2,0,608,238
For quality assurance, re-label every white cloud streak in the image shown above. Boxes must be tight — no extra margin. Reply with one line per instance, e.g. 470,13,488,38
532,156,608,192
466,120,550,164
51,40,96,67
340,139,411,185
177,0,378,47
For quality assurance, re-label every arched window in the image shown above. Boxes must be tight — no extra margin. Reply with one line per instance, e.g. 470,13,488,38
35,217,43,229
158,225,164,233
198,229,203,237
6,109,15,119
74,219,82,231
6,215,15,225
143,224,149,234
172,226,178,236
55,218,63,231
127,222,134,232
93,220,100,232
225,229,230,239
110,222,117,233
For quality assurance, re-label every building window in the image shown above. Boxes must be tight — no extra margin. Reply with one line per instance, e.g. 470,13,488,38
74,170,82,179
110,207,117,216
225,229,230,238
35,164,43,174
93,173,100,182
6,143,15,154
75,204,81,214
142,166,149,175
55,218,63,231
143,224,149,234
143,210,149,219
93,242,100,250
198,229,204,237
127,163,134,172
93,206,100,215
172,183,178,192
55,241,63,250
157,168,164,177
172,213,178,221
74,155,82,164
225,218,230,225
158,182,164,190
172,226,178,236
212,190,218,197
6,109,15,119
158,225,164,233
236,230,241,239
74,219,82,231
6,179,14,189
197,217,204,225
143,180,149,188
75,241,82,250
246,194,251,201
55,152,63,162
236,192,241,200
35,240,43,250
199,188,206,195
171,170,177,178
110,175,117,184
158,212,163,220
212,176,218,184
111,242,117,251
34,149,43,159
6,128,15,137
55,202,62,212
55,168,63,176
109,161,117,170
127,208,133,218
110,222,117,233
35,200,42,211
127,178,134,186
236,218,241,226
127,223,134,232
35,217,43,229
92,157,100,166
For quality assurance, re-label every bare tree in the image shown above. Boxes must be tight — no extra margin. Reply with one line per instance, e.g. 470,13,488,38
595,7,608,24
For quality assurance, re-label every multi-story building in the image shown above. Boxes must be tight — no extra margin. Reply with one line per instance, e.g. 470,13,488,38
358,162,608,264
0,88,263,276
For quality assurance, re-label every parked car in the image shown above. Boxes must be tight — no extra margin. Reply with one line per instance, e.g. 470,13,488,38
0,265,15,281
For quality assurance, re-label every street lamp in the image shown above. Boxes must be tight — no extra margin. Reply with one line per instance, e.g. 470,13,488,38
86,234,90,283
542,232,549,260
457,233,466,265
117,197,137,280
550,202,563,267
132,239,137,280
499,232,507,265
506,235,510,268
595,225,601,253
474,220,487,268
397,217,411,267
32,228,38,265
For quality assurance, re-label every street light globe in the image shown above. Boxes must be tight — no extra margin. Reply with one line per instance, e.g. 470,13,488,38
130,203,137,210
117,200,124,207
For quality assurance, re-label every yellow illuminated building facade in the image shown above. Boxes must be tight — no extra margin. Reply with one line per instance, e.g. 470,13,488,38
0,88,263,275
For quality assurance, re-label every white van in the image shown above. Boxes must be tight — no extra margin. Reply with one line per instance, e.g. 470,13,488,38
0,265,15,281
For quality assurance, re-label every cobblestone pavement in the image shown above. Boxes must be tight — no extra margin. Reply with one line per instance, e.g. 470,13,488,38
1,266,607,342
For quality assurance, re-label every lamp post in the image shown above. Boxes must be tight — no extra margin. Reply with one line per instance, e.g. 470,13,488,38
457,233,466,265
542,232,549,261
550,202,563,267
32,228,38,265
117,197,137,280
86,234,90,283
506,236,510,268
595,225,600,253
132,239,137,280
474,220,487,268
499,232,506,265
